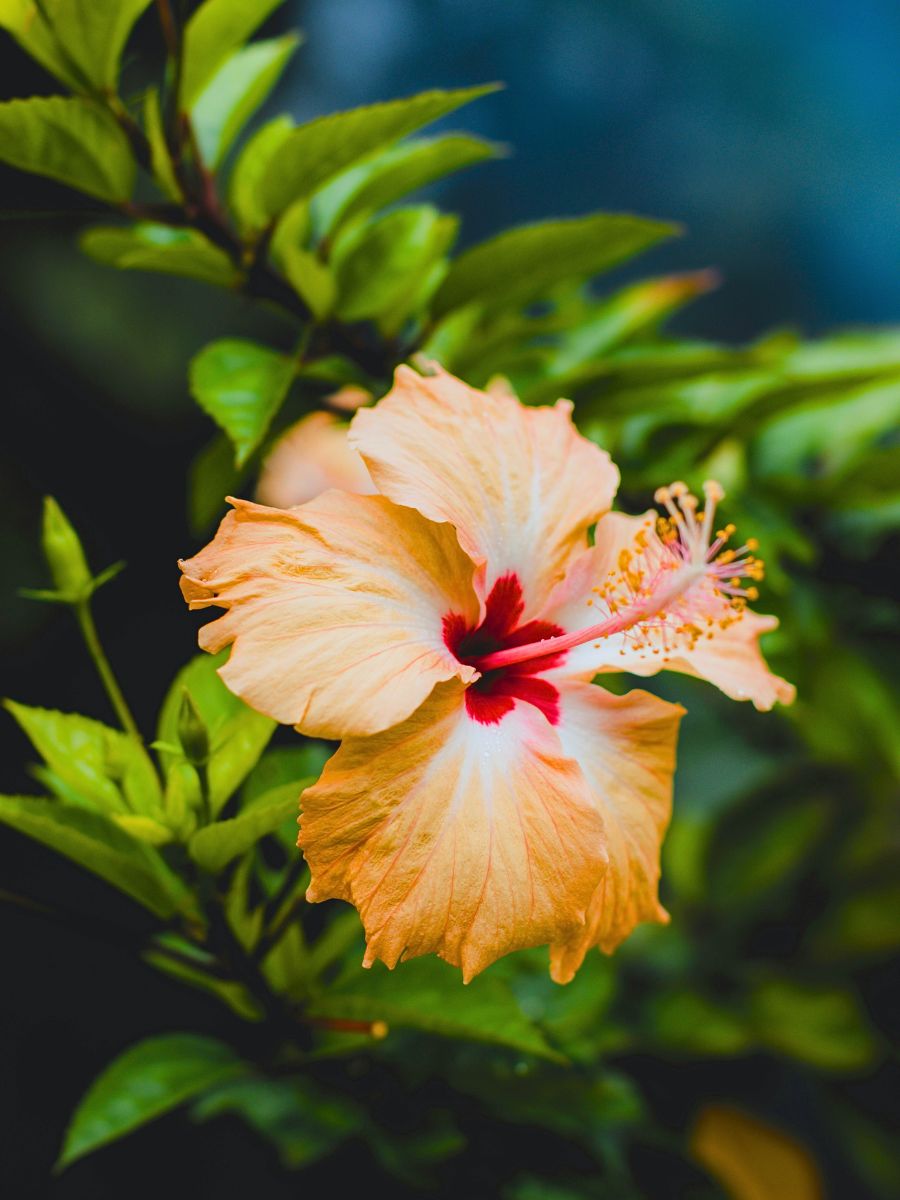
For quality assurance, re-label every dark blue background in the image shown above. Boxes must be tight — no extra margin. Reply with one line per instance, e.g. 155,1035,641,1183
288,0,900,338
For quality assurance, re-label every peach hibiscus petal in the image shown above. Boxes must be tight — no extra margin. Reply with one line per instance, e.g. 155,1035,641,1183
299,681,607,982
549,682,683,984
542,510,796,711
256,412,375,508
179,492,480,738
349,365,620,614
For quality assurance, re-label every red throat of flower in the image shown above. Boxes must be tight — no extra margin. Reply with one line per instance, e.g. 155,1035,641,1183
443,574,565,725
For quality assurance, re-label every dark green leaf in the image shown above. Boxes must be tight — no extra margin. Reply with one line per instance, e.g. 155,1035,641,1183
308,957,563,1061
708,795,829,906
187,433,249,535
191,34,300,167
0,795,190,917
258,84,499,220
189,338,296,465
81,223,237,286
0,96,134,202
312,132,502,236
433,211,677,317
808,879,900,962
4,700,162,815
181,0,291,104
189,780,307,872
192,1075,363,1169
58,1034,247,1169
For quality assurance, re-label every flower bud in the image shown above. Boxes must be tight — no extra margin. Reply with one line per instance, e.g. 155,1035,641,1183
41,496,92,600
177,690,210,767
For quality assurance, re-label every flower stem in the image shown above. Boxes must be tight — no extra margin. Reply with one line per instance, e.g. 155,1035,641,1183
74,598,142,742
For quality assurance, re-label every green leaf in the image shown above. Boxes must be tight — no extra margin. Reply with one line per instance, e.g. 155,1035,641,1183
333,204,457,323
269,199,336,318
258,84,499,221
312,132,502,237
187,433,250,535
58,1034,248,1170
308,957,563,1061
547,270,718,377
157,652,275,813
181,0,290,105
227,114,294,232
708,795,829,906
241,743,332,805
81,223,237,286
432,211,677,318
0,795,189,917
750,979,879,1071
145,936,262,1021
4,700,162,816
189,338,296,465
142,87,181,201
189,780,307,873
753,378,900,488
191,34,300,167
0,96,134,202
808,879,900,962
0,0,83,88
646,989,751,1056
37,0,152,91
192,1076,362,1169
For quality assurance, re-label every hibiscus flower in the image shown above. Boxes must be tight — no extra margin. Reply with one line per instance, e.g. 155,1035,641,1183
180,366,793,982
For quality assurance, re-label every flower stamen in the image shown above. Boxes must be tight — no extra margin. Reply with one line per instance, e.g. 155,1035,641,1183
471,481,765,672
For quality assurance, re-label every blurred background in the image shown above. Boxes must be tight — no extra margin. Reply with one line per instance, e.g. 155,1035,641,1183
1,1,898,1196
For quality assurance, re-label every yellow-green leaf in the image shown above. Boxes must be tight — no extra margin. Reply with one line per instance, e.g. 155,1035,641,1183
0,96,135,202
189,338,296,465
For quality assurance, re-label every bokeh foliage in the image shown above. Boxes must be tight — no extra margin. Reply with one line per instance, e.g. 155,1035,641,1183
1,2,898,1196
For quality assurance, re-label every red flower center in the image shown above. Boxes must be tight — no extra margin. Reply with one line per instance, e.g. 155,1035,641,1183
443,573,566,726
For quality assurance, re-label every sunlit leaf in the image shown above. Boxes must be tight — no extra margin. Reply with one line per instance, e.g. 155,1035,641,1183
4,700,162,815
37,0,152,91
332,205,456,323
191,34,300,167
81,223,237,286
58,1034,248,1169
227,114,294,232
189,338,296,465
312,132,501,236
0,96,134,202
189,780,308,873
257,84,498,221
433,212,677,317
142,87,181,202
156,652,275,813
0,795,189,917
181,0,291,104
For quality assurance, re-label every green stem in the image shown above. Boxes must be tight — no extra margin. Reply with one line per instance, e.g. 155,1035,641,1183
74,598,142,742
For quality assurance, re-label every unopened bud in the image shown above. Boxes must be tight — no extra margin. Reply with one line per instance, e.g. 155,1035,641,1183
177,690,209,767
41,496,92,600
